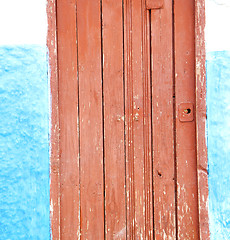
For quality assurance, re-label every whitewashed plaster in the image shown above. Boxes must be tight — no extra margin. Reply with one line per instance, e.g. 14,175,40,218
206,0,230,52
0,0,47,45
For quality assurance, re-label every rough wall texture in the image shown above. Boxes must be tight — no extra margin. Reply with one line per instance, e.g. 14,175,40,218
0,0,49,239
207,51,230,239
0,46,50,239
206,0,230,239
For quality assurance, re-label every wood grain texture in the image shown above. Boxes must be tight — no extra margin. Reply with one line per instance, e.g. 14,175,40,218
195,0,210,239
174,0,199,238
124,0,153,238
102,0,126,238
77,0,104,238
57,0,80,238
47,0,60,239
150,0,176,238
142,4,153,240
124,1,136,237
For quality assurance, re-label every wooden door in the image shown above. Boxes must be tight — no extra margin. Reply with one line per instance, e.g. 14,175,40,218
53,0,207,239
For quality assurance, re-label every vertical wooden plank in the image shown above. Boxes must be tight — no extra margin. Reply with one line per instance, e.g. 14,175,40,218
174,0,199,238
150,0,176,238
132,0,145,238
47,0,60,239
77,0,104,239
102,0,126,239
195,0,210,239
47,4,60,240
151,2,174,239
142,6,154,240
56,0,80,238
124,1,135,236
124,0,153,238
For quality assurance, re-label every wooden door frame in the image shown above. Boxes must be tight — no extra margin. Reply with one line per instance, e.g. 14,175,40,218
47,1,60,238
194,1,210,239
47,0,209,239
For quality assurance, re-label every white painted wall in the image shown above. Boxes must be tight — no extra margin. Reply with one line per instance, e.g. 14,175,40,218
0,0,47,45
206,0,230,52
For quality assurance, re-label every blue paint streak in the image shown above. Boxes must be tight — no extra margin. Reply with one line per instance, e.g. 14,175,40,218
0,46,50,239
207,51,230,239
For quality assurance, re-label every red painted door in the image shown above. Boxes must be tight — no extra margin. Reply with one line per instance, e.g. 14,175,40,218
55,0,202,239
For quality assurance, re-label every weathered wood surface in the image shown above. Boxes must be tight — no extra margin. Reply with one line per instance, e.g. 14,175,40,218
174,0,199,238
102,0,126,238
150,0,176,238
195,0,210,240
124,0,153,238
146,0,164,9
57,0,80,238
77,0,104,238
195,0,210,239
47,0,60,238
50,0,209,239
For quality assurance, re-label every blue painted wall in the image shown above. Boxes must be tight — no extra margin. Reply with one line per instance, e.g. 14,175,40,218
0,46,50,239
207,51,230,239
206,0,230,239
